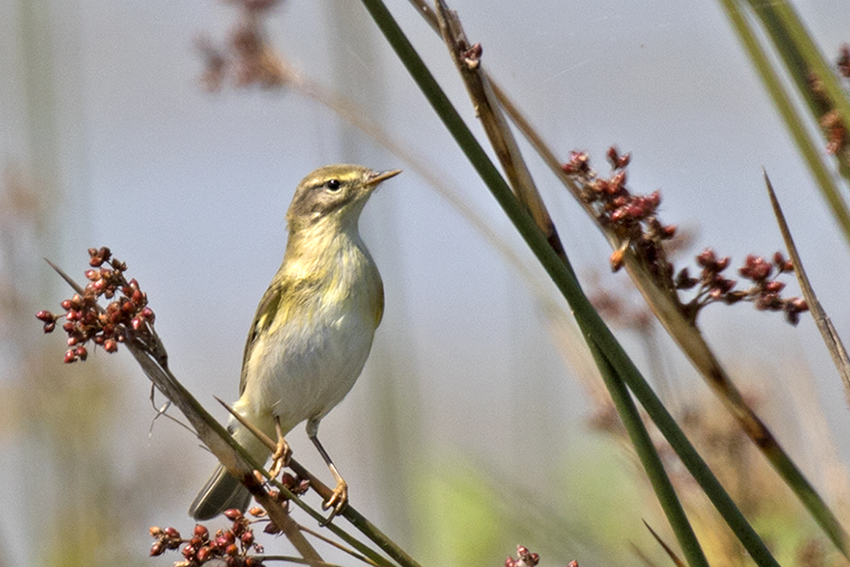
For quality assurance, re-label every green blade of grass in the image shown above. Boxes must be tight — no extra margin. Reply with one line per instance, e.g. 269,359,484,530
407,6,848,548
643,519,686,567
589,343,709,567
433,3,706,561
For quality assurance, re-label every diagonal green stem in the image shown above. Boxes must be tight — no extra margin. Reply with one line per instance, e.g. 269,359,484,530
409,7,846,548
588,342,709,567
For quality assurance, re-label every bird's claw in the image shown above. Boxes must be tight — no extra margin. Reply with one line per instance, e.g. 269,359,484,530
268,437,292,479
319,479,348,525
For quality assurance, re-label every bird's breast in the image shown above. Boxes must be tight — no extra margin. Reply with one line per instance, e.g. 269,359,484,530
239,237,383,432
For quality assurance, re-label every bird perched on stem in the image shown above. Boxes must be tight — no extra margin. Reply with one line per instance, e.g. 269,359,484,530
189,164,401,522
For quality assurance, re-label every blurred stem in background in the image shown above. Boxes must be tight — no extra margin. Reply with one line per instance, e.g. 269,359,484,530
322,0,426,552
2,2,151,566
719,0,850,245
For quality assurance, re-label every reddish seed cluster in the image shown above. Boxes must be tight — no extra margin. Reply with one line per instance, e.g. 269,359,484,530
821,110,848,157
150,509,265,567
262,472,311,532
560,149,808,326
807,46,850,166
35,247,155,362
560,150,590,175
280,471,311,496
562,147,676,279
146,473,309,564
676,249,808,324
838,44,850,79
196,0,287,91
504,545,540,567
149,526,184,557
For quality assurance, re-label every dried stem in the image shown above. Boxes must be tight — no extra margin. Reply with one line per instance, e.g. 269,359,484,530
764,171,850,404
434,0,565,258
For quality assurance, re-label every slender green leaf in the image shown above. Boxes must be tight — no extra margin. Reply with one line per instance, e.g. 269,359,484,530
590,344,709,567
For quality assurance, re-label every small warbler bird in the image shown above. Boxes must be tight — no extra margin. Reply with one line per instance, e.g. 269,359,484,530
189,164,401,521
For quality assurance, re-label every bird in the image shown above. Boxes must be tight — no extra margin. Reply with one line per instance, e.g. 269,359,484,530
188,164,401,521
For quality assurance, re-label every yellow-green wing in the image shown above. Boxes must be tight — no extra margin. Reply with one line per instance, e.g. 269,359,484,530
238,279,284,395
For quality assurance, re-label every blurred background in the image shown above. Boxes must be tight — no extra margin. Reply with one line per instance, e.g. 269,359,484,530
1,0,849,565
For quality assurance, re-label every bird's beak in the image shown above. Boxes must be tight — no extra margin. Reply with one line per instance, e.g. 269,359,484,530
365,169,402,186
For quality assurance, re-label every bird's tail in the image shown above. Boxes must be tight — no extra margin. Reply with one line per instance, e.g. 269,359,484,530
188,417,271,520
188,463,251,521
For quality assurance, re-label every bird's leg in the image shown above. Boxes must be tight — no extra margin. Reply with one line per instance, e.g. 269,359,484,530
307,419,347,523
268,416,291,479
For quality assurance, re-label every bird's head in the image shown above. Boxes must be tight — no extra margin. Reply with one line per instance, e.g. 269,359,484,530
286,164,401,233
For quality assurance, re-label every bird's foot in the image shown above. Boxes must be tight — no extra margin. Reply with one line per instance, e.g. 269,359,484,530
268,436,291,479
320,477,348,525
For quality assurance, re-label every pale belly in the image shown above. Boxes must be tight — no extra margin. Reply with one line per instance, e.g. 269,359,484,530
236,294,378,436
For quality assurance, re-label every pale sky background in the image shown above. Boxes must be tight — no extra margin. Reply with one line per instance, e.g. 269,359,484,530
2,0,850,565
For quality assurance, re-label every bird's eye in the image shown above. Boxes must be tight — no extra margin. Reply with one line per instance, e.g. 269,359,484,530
326,179,341,191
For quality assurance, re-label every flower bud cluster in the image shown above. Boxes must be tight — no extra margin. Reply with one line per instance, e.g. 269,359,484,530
262,472,311,533
504,545,540,567
677,249,808,324
150,509,265,567
839,44,850,79
562,147,677,280
146,473,309,565
561,149,807,326
36,247,155,362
